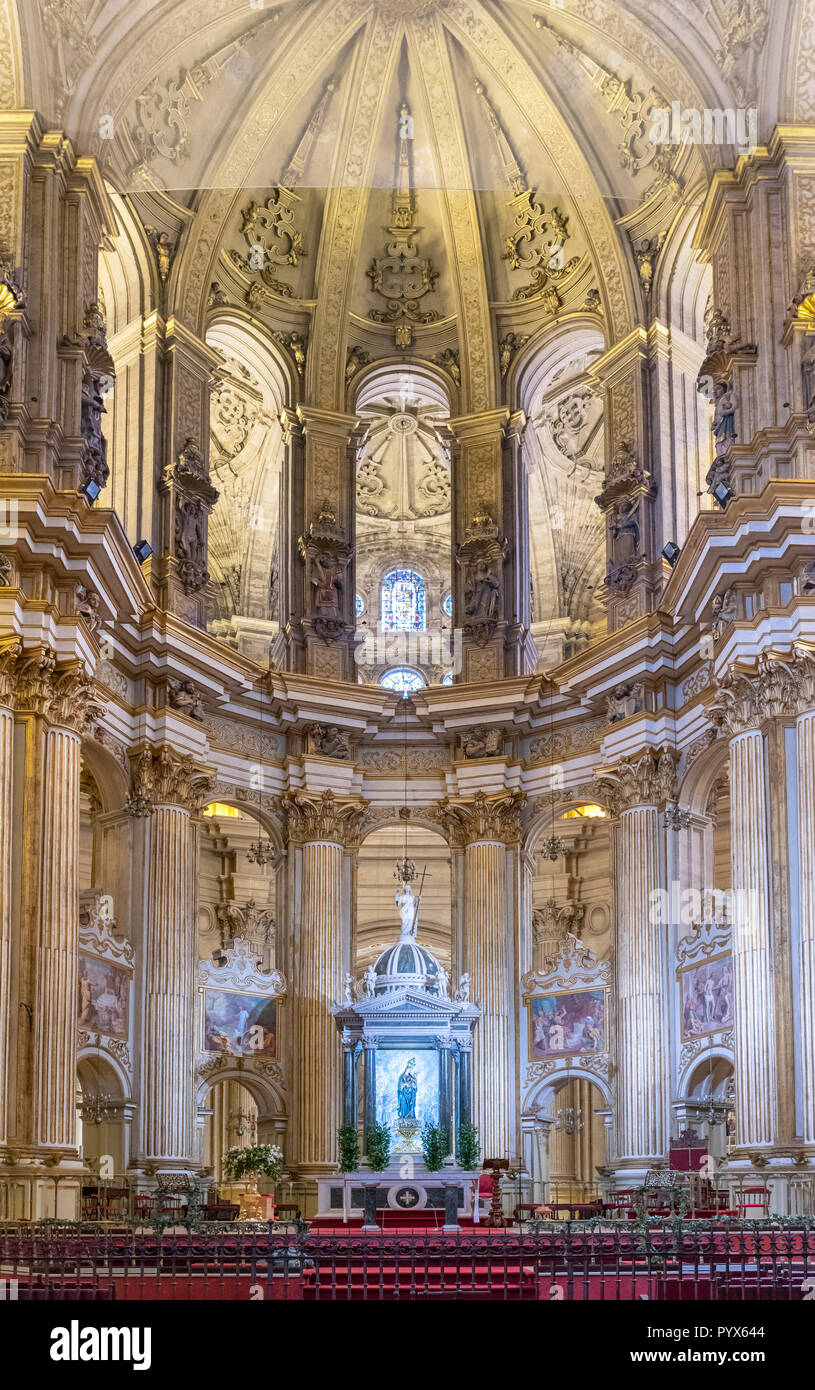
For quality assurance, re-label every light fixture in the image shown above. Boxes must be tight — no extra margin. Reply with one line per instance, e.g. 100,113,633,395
133,539,152,564
712,481,733,509
540,832,568,862
555,1107,584,1136
664,803,693,832
662,540,681,568
80,479,102,504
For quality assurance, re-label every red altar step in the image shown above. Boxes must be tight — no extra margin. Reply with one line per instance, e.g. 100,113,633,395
312,1210,480,1232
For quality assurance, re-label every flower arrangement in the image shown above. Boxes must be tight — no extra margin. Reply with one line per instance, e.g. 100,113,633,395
221,1143,284,1184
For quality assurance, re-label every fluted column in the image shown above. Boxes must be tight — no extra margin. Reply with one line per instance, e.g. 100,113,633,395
437,1036,452,1151
440,793,525,1160
362,1036,377,1147
284,792,364,1175
791,648,815,1142
710,663,786,1151
134,748,213,1169
0,641,18,1149
595,754,673,1166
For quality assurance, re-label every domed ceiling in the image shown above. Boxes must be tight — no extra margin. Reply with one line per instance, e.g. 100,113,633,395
10,0,793,660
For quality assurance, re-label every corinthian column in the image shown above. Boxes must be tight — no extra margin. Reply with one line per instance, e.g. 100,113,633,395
0,641,20,1149
133,748,213,1170
284,792,364,1174
789,646,815,1143
710,663,781,1150
439,792,525,1160
595,753,674,1167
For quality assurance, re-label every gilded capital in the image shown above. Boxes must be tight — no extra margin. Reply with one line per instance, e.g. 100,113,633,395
434,790,527,846
11,646,102,734
281,790,367,847
708,646,815,736
130,746,215,813
592,749,677,815
0,637,22,706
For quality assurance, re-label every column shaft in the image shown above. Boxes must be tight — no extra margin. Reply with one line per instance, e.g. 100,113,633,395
438,1046,452,1150
140,805,196,1164
35,726,81,1149
729,729,776,1147
0,707,11,1147
298,839,344,1170
797,711,815,1142
616,805,668,1162
465,839,512,1158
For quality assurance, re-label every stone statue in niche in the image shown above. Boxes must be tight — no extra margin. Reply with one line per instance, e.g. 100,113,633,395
168,678,205,720
712,380,737,456
454,972,471,1003
80,368,109,488
311,552,344,615
0,328,13,422
464,556,500,622
610,497,640,565
174,497,206,568
606,681,644,723
309,723,350,759
461,725,502,759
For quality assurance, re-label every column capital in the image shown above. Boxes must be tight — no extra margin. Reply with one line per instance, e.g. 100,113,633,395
456,1036,473,1053
435,1033,453,1050
709,643,815,735
281,790,367,847
130,745,215,813
433,790,527,846
11,645,102,735
592,748,677,815
0,637,21,707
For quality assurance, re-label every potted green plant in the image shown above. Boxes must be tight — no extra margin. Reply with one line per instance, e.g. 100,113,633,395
421,1122,448,1171
366,1122,391,1172
338,1123,360,1173
456,1122,480,1171
222,1143,284,1219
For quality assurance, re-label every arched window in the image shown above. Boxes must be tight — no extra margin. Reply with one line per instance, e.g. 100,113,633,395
441,592,453,618
380,667,426,694
381,568,426,631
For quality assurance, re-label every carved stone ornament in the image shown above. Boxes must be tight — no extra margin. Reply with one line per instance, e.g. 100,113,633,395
216,900,276,953
606,681,643,723
11,647,102,735
521,934,611,1001
130,747,215,813
433,790,527,847
592,749,678,815
0,267,25,423
498,332,530,379
676,918,732,969
199,935,286,1001
167,678,205,721
708,645,815,735
346,346,374,383
533,898,585,949
281,790,367,847
308,723,351,760
460,725,503,760
455,507,508,645
79,889,135,969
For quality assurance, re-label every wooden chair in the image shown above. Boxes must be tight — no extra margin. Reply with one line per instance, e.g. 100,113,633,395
736,1184,769,1217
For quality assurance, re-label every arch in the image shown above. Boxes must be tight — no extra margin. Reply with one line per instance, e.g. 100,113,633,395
677,1045,734,1102
81,736,130,816
352,360,452,417
77,1045,131,1102
196,1067,285,1119
526,1068,613,1116
202,796,286,855
678,736,730,818
98,189,158,335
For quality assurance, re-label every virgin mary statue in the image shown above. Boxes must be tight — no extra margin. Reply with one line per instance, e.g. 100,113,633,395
397,1059,418,1119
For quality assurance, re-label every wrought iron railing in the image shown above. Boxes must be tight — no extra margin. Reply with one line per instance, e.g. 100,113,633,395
0,1221,813,1300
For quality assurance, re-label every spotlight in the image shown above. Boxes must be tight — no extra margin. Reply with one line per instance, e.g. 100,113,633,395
79,479,102,504
662,541,681,568
133,539,153,564
712,481,733,509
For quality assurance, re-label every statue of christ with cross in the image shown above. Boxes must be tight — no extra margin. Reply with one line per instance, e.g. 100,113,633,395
395,867,428,940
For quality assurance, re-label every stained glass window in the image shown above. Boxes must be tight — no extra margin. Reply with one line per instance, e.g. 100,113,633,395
355,593,364,618
442,592,453,618
381,568,426,631
442,672,453,686
380,667,426,694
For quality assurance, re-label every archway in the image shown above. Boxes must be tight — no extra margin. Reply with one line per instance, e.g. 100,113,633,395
352,364,453,690
355,822,452,974
199,800,282,975
682,1054,735,1168
76,1051,130,1215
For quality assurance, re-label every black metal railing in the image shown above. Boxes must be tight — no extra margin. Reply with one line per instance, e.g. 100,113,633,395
1,1220,813,1301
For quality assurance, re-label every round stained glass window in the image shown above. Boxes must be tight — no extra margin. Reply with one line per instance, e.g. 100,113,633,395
355,593,365,618
380,667,426,694
442,592,453,618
